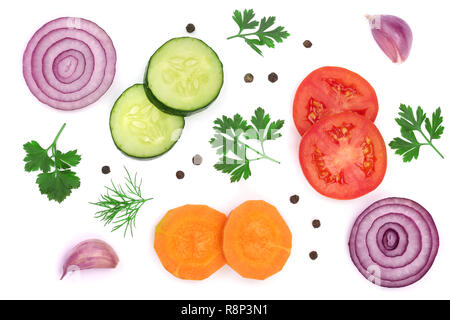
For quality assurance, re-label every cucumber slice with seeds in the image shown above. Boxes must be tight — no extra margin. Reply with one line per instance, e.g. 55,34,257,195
144,37,223,116
110,84,184,158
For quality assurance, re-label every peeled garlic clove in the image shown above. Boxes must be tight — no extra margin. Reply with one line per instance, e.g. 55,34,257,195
61,239,119,279
366,14,413,63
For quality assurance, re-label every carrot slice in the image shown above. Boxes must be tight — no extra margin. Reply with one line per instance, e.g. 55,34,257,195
154,205,227,280
223,200,292,280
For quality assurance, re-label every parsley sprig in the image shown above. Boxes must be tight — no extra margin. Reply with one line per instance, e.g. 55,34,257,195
23,123,81,203
227,9,290,56
91,168,152,238
210,108,284,182
389,104,445,162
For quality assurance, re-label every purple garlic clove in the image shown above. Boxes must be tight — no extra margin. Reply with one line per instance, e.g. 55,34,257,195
366,14,413,63
61,239,119,279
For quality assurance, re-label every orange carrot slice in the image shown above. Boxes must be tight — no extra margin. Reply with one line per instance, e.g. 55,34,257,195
223,200,292,280
154,205,227,280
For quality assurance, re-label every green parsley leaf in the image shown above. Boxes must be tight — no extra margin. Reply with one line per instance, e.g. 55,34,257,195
227,9,290,56
214,159,251,183
389,104,445,162
213,114,251,140
23,140,53,172
55,150,82,169
23,124,81,203
210,131,246,161
395,104,426,131
389,137,420,162
266,119,285,140
245,108,285,142
251,107,271,132
37,170,80,203
229,160,251,183
232,9,259,33
425,107,444,140
210,108,283,182
244,39,263,56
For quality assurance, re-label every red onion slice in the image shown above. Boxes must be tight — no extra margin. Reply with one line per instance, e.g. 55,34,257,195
23,17,116,110
375,222,409,257
52,50,86,84
349,198,439,288
42,38,94,94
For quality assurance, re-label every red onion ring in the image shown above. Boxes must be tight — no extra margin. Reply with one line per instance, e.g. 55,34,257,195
23,17,116,110
349,197,439,288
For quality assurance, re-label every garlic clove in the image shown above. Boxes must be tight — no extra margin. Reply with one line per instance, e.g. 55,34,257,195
61,239,119,280
366,14,413,63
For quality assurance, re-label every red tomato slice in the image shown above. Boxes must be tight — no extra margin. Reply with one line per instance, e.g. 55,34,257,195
293,66,378,135
299,112,386,200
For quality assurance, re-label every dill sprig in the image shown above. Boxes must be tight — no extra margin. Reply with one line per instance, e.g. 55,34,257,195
91,167,152,237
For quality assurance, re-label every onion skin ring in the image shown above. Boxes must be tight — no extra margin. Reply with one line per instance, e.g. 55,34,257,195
349,197,439,288
23,17,116,110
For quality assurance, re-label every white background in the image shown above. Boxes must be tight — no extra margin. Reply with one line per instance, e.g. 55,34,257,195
1,0,449,300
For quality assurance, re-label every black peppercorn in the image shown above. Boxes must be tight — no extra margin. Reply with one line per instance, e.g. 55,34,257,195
102,166,111,174
186,23,195,33
176,170,185,179
268,72,278,83
303,40,312,48
244,73,254,83
309,251,318,260
312,219,321,229
290,195,299,204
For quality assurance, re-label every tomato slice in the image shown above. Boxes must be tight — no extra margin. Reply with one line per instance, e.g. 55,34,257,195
293,66,378,135
299,112,386,200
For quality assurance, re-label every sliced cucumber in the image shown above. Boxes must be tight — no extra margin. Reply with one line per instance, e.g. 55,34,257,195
144,37,223,116
110,84,184,158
